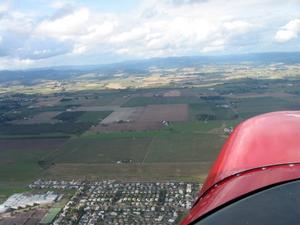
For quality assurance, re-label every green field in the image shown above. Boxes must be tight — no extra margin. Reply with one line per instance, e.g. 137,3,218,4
122,96,203,107
0,138,67,197
0,120,225,191
189,102,237,121
40,207,62,224
233,96,300,119
0,122,92,136
77,111,113,123
45,124,225,164
54,111,113,123
0,148,45,182
54,111,85,122
46,162,210,182
40,120,224,163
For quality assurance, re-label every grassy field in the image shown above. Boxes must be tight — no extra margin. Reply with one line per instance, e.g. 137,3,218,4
45,162,211,182
54,111,85,122
44,121,224,164
0,138,68,200
58,93,128,107
48,133,224,164
232,96,300,119
122,96,203,107
40,207,62,224
0,122,92,136
77,111,113,123
52,137,152,163
189,102,237,121
32,120,226,183
0,120,225,194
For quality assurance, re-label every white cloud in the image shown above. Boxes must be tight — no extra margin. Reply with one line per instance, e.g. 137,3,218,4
202,45,224,53
50,0,75,9
35,7,90,40
0,10,34,36
81,21,116,43
223,21,254,35
71,44,87,55
0,57,35,70
1,0,300,69
275,19,300,43
110,27,150,44
0,1,10,13
32,0,260,59
109,2,256,58
35,7,117,56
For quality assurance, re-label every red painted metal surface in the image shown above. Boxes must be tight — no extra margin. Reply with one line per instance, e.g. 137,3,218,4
181,111,300,224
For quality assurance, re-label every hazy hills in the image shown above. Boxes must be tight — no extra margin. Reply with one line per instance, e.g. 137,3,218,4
1,52,300,86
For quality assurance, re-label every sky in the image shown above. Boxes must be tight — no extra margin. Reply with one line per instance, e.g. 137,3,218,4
0,0,300,69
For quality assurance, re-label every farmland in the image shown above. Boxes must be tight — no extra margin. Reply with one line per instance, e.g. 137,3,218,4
45,124,224,165
0,209,48,225
1,66,300,200
40,207,62,224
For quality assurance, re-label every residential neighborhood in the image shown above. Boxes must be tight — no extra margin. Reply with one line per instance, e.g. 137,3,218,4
28,180,200,225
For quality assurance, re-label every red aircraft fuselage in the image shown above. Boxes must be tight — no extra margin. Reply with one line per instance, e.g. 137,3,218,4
181,111,300,224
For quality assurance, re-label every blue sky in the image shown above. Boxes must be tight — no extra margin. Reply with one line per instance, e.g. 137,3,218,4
0,0,300,69
14,0,139,13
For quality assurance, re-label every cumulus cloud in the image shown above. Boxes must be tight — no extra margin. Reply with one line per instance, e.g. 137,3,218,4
34,6,117,56
0,11,33,36
35,7,90,40
275,19,300,43
0,57,35,70
108,1,256,57
71,44,88,55
0,4,35,60
0,1,10,13
169,0,209,5
50,0,74,9
17,38,73,59
0,0,300,69
110,18,254,56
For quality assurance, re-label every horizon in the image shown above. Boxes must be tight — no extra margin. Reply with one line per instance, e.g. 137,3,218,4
0,0,300,69
1,51,300,72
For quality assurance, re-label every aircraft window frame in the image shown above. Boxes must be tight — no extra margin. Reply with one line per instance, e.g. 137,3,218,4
192,179,300,225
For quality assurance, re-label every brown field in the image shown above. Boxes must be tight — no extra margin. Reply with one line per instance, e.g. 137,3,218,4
109,96,131,106
89,104,188,132
0,139,68,151
46,162,211,182
90,121,162,132
227,92,295,98
136,104,188,122
163,90,181,97
34,97,62,107
11,112,61,124
0,209,48,225
73,97,129,107
74,106,120,111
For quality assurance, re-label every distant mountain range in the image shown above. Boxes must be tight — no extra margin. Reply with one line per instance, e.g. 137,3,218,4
1,52,300,83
